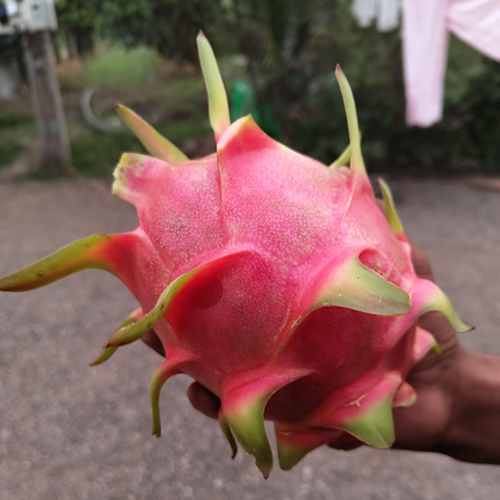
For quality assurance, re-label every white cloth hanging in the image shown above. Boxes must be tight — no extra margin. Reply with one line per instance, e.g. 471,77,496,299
351,0,401,32
402,0,500,127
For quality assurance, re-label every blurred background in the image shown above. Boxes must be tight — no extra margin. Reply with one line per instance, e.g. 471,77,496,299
1,1,500,499
0,0,499,177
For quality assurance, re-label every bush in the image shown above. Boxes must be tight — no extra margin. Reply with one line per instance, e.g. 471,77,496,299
82,45,161,91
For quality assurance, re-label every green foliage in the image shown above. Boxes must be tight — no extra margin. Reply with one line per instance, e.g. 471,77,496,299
55,0,102,56
100,0,223,63
56,0,223,61
56,0,101,30
0,113,33,128
437,39,500,173
0,114,35,168
71,131,143,177
0,141,24,169
0,34,21,63
82,45,160,90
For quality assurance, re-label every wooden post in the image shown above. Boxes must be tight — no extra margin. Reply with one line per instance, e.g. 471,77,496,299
22,30,72,176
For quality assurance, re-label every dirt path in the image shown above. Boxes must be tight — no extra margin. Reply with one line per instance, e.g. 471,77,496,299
0,178,499,500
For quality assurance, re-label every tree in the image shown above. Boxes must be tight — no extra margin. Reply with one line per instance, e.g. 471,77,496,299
55,0,103,57
100,0,223,64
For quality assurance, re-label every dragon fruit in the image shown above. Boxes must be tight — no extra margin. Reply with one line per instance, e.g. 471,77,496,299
0,34,471,477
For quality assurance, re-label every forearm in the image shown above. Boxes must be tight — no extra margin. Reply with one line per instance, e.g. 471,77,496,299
438,349,500,464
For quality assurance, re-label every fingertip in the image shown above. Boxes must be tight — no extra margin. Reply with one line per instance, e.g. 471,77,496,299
407,238,434,281
141,330,165,357
327,434,363,451
187,382,221,419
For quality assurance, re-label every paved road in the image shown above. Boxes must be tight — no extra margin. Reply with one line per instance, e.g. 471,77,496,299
0,178,499,500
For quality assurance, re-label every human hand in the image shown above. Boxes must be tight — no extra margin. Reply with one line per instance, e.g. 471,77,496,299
391,240,464,453
394,243,500,464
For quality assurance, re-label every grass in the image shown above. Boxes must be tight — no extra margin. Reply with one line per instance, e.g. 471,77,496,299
159,77,207,113
57,44,162,92
70,129,143,177
0,112,34,128
0,112,35,168
81,44,161,91
0,141,24,168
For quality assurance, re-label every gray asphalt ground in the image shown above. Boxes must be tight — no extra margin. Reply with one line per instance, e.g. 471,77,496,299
0,178,499,500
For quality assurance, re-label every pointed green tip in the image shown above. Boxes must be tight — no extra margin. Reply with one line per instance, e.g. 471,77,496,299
151,398,162,437
91,308,143,366
197,33,231,139
219,416,238,459
116,103,188,164
335,65,366,176
89,346,117,366
224,398,273,479
150,360,180,438
378,179,404,235
329,144,352,168
421,283,474,334
338,396,395,449
432,343,442,355
277,442,314,471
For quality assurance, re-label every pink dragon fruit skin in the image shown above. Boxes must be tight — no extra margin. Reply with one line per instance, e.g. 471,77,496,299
0,33,472,477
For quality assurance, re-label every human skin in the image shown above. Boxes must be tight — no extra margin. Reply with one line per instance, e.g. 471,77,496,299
142,239,500,465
